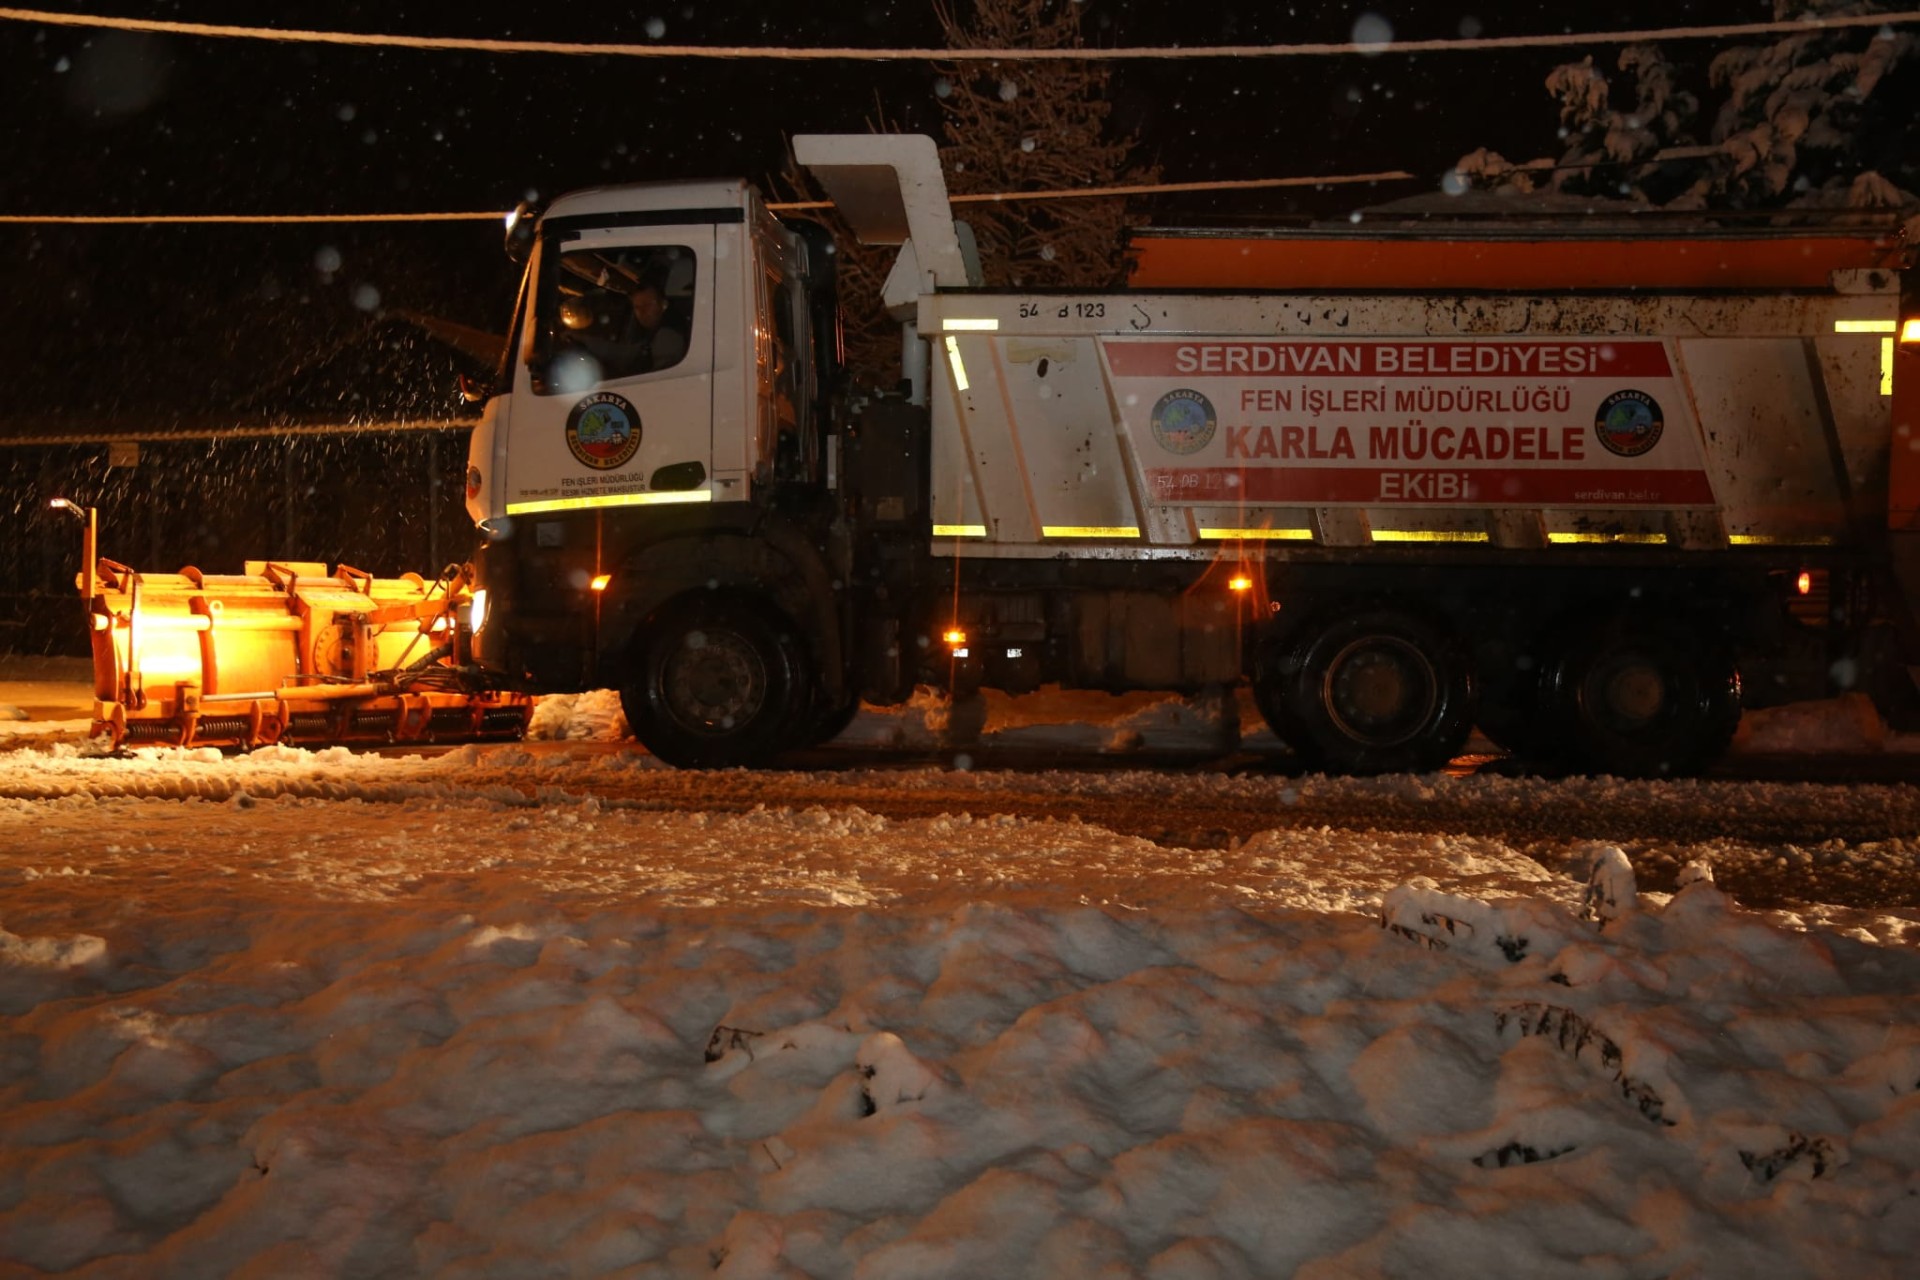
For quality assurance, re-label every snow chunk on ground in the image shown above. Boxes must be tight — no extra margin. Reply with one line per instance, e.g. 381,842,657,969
0,924,107,972
1734,693,1887,754
526,688,629,741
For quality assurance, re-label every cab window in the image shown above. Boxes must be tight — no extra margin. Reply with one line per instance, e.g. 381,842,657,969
533,243,696,395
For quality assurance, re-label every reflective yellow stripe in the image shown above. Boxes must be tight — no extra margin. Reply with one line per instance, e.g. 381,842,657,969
1198,527,1313,541
1834,321,1898,395
506,489,713,516
941,318,1000,331
1728,533,1837,546
1041,525,1140,538
944,336,971,391
932,523,987,537
1548,531,1667,545
1371,530,1488,543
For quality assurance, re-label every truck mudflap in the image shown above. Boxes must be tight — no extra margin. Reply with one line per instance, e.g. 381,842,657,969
83,556,533,751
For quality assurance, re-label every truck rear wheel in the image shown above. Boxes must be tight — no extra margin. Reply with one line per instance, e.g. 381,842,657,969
1264,605,1475,774
799,693,861,748
1544,616,1740,777
620,593,812,768
1473,633,1565,766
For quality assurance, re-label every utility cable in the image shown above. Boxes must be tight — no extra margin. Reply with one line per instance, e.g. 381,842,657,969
0,169,1423,224
2,5,1915,61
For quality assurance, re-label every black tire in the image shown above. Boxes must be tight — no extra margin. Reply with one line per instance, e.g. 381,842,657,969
1472,636,1566,766
1543,615,1741,778
619,593,813,768
1249,635,1311,751
800,694,861,748
1269,604,1476,774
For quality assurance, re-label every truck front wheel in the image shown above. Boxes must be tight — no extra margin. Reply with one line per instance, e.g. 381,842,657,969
1545,617,1740,778
621,593,812,768
1265,605,1475,774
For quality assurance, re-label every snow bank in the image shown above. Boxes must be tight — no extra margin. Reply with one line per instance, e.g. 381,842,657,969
0,719,1917,1272
0,860,1915,1276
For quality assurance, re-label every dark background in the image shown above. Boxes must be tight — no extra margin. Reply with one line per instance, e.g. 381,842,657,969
0,1,1815,651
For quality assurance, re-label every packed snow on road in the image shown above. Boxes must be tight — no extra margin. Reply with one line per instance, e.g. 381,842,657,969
1,688,1917,1276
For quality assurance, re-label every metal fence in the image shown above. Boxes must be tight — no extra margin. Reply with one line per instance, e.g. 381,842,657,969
2,431,473,656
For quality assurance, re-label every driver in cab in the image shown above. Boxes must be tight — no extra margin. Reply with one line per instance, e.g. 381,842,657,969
559,274,688,382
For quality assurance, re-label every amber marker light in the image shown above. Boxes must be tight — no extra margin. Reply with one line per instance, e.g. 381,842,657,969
942,627,967,647
589,574,612,592
1903,318,1920,343
1228,574,1254,593
1796,571,1813,596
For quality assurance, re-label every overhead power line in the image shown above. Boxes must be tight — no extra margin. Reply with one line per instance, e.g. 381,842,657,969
1,419,477,447
3,5,1916,61
0,169,1423,224
0,211,507,225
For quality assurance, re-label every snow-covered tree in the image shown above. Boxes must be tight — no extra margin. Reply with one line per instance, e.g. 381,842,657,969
932,0,1158,287
784,0,1158,393
1456,0,1916,209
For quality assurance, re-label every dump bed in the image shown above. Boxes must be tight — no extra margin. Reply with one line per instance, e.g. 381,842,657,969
916,266,1903,554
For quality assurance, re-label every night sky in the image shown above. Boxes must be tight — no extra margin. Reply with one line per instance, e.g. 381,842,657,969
0,0,1802,434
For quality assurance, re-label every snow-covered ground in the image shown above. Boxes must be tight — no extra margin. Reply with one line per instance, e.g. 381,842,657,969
2,665,1918,1275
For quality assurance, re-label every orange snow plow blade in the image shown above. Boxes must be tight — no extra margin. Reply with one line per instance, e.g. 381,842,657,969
86,558,533,750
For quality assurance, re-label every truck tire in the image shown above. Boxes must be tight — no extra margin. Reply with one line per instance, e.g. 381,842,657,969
1269,605,1476,774
1473,638,1567,767
800,694,861,748
620,593,813,768
1543,616,1741,778
1249,638,1311,752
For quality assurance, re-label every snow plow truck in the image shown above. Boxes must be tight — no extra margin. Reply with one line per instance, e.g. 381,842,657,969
95,134,1920,775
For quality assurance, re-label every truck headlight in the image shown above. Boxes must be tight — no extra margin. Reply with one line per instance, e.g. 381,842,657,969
469,587,489,634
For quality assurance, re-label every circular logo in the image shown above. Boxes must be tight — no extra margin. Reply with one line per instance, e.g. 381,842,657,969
566,393,642,470
1594,390,1664,458
1151,389,1217,455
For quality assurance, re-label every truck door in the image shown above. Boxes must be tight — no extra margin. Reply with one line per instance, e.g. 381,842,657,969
501,226,716,517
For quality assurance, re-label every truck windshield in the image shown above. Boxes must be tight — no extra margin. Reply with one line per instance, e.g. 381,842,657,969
534,243,697,395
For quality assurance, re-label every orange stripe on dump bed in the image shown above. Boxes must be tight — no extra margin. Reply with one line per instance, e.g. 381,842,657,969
1126,234,1904,291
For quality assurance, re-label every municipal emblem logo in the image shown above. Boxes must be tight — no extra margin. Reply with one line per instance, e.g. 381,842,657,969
1151,389,1217,455
1594,390,1664,458
566,393,642,470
